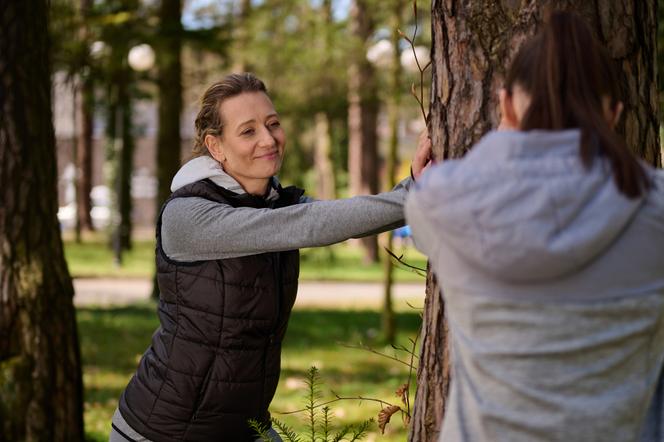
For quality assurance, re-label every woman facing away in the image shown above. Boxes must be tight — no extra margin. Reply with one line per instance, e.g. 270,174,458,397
406,11,664,442
109,73,432,442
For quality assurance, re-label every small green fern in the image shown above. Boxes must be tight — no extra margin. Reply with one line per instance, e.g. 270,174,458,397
250,366,373,442
248,418,276,442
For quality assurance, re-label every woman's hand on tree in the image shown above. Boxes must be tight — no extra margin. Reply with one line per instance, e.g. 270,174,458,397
411,130,434,180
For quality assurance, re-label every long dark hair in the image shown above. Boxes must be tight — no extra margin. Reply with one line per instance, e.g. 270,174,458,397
504,11,650,198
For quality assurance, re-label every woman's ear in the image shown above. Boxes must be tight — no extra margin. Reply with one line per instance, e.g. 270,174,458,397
498,88,520,130
205,134,226,163
610,101,623,129
602,97,623,130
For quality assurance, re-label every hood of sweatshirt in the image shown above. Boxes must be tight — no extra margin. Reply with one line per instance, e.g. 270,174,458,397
408,129,645,282
170,155,280,200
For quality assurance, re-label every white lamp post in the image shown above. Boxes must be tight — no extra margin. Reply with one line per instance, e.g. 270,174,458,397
128,44,156,72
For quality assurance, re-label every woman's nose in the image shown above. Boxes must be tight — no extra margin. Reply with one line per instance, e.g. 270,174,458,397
257,126,276,148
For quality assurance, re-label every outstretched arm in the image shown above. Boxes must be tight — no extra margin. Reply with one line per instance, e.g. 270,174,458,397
162,130,433,262
162,179,410,261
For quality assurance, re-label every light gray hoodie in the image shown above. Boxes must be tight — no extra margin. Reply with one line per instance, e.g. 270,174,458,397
405,130,664,442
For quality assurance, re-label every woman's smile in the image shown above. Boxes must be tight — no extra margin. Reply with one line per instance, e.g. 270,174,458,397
255,151,279,160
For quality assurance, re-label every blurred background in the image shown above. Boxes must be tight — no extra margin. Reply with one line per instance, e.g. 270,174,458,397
50,0,432,440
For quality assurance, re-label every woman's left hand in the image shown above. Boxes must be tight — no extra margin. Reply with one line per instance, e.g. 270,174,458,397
411,130,434,180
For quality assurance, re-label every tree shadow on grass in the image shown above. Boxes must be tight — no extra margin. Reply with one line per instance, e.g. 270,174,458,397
78,304,420,441
78,304,421,371
285,309,421,349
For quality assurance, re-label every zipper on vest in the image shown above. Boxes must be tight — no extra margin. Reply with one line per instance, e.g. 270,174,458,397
273,253,282,331
259,253,281,415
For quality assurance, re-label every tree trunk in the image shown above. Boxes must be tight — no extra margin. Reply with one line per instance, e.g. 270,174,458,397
155,0,182,219
105,37,133,257
410,1,660,441
382,0,405,346
76,0,95,234
119,71,134,251
232,0,253,73
348,0,380,264
152,0,182,298
0,1,84,441
314,112,336,200
314,0,337,202
76,75,95,233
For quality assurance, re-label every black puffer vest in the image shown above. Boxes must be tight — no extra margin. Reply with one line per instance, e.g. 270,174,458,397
119,179,304,441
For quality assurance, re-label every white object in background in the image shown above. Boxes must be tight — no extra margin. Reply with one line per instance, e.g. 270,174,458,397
128,44,155,72
366,39,393,68
90,41,108,60
400,46,430,73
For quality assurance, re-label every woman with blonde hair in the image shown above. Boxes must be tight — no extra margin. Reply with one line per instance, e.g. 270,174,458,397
109,73,432,441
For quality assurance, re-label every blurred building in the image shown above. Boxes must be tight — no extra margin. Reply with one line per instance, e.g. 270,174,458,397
52,71,198,230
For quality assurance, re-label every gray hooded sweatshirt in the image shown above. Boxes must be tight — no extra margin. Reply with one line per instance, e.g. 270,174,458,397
405,130,664,442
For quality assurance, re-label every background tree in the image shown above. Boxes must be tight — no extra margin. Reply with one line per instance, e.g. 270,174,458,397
348,0,381,264
155,0,183,223
410,1,660,441
0,0,84,440
382,0,406,345
313,0,338,203
76,0,96,237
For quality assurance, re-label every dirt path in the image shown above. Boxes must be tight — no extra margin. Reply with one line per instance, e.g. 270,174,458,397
73,278,426,309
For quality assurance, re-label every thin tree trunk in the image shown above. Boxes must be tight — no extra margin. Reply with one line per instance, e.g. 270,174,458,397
232,0,252,73
155,0,182,214
76,0,95,234
76,75,95,233
314,112,335,200
382,0,405,346
152,0,182,298
348,0,380,264
119,70,134,251
410,1,659,440
0,1,84,440
314,0,337,202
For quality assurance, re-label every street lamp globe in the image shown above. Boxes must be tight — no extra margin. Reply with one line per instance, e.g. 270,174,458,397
128,44,155,72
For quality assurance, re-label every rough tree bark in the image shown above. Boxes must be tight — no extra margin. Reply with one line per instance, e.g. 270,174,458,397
409,1,660,441
0,1,84,441
348,0,380,263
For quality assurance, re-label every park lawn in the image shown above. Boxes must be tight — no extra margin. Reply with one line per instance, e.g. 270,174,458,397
64,237,428,283
79,302,421,442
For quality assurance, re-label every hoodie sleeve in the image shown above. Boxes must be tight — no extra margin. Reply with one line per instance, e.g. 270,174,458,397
161,178,412,261
404,167,445,260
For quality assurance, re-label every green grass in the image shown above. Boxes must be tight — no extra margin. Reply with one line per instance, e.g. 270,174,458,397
80,302,421,441
64,237,155,278
64,237,427,283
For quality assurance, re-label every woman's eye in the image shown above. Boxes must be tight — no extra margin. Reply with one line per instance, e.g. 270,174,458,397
269,121,281,128
242,128,254,136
